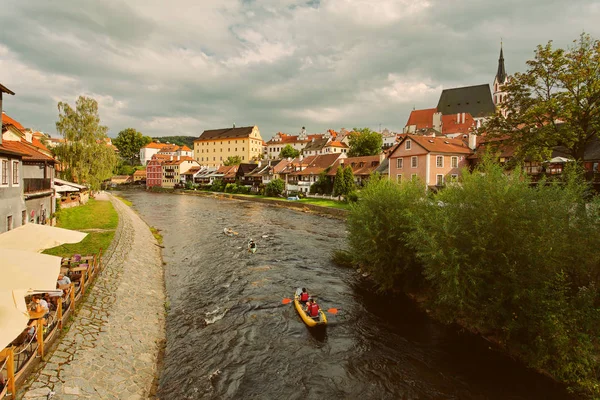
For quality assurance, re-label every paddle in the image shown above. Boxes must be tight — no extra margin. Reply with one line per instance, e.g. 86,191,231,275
282,298,292,304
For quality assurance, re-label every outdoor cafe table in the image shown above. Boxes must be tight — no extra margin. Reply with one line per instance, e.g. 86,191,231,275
28,310,46,320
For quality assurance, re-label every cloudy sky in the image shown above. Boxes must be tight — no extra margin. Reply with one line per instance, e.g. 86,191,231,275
1,0,599,140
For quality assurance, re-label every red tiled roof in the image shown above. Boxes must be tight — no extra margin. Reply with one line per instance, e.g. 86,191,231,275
31,137,50,152
326,155,381,176
163,156,196,165
0,140,55,162
405,108,437,129
1,112,25,131
180,145,192,151
144,142,169,149
326,141,348,148
398,135,472,155
441,113,475,135
289,154,343,176
133,169,146,176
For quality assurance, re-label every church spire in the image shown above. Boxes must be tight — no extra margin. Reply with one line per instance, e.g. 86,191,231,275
496,42,507,84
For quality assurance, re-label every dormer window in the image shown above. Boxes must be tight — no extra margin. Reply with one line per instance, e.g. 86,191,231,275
405,140,412,150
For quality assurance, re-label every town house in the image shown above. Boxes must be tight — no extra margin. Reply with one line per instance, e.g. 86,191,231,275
194,125,263,167
161,156,200,188
388,135,473,188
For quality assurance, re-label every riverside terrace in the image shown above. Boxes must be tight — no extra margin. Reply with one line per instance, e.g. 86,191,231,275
0,252,102,399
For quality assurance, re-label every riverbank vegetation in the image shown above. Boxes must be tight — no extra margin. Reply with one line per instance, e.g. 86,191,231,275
339,160,600,396
43,199,118,258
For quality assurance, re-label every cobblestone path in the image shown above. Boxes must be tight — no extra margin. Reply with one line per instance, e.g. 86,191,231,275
21,194,165,400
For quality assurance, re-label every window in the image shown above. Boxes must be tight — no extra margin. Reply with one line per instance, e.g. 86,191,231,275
22,210,26,225
220,157,222,161
242,147,244,151
436,156,443,168
451,156,458,168
228,148,230,152
436,174,444,186
7,215,12,231
396,158,403,169
1,160,8,185
411,156,418,168
242,156,245,160
213,157,216,161
405,140,411,150
396,174,402,183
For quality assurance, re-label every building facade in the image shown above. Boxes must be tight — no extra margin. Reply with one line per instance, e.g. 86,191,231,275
194,125,263,167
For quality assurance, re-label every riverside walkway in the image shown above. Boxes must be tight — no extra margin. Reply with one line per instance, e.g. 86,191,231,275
20,193,165,400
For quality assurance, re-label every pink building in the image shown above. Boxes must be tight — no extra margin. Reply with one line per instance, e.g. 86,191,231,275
146,154,168,188
388,135,473,188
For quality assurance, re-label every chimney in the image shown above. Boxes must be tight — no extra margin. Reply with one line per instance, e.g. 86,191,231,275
24,130,33,143
433,112,442,133
468,132,477,150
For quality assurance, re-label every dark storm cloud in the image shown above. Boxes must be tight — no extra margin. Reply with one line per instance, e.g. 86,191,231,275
1,0,599,139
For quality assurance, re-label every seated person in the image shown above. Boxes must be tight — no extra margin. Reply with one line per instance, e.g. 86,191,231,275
57,273,71,286
299,288,309,303
248,240,257,250
29,295,50,321
305,298,320,319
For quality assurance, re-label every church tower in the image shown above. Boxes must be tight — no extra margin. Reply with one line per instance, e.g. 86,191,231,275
493,43,508,117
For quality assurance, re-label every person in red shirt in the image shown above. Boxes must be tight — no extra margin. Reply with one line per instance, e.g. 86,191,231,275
300,288,309,303
305,298,320,318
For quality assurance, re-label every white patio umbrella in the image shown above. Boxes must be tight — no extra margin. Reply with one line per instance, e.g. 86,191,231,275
0,223,87,253
0,250,64,350
0,289,29,350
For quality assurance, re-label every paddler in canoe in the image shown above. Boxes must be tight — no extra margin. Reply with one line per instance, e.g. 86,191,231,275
293,288,327,327
224,228,237,236
248,239,257,253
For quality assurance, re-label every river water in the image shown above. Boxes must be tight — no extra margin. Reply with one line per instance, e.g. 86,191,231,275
121,191,575,400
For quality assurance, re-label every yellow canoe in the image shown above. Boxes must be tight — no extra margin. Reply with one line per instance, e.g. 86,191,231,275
293,289,327,327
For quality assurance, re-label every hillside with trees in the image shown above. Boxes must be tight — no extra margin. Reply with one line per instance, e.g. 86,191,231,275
151,136,196,148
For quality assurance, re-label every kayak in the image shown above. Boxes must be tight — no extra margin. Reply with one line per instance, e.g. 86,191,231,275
224,228,236,236
293,288,327,327
248,240,257,253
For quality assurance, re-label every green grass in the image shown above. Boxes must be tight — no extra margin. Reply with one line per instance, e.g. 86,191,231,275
150,226,163,245
114,195,133,207
43,199,118,258
296,197,350,210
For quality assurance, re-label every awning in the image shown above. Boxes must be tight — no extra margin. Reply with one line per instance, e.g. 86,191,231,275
545,156,573,164
0,223,87,253
0,249,62,292
54,178,87,190
54,184,81,193
0,290,29,350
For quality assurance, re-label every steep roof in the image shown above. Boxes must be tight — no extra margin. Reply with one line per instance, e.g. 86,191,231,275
303,137,329,152
395,135,473,155
405,108,437,129
180,145,192,151
143,142,168,150
0,140,55,162
441,113,475,135
325,141,348,149
2,112,25,131
326,155,381,176
196,126,255,141
496,46,507,84
436,84,496,117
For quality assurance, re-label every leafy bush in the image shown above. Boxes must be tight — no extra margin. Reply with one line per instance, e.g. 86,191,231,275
346,191,359,203
210,179,226,192
265,178,285,197
346,176,426,290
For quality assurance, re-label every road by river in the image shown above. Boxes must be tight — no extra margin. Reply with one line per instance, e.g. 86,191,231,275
122,191,574,400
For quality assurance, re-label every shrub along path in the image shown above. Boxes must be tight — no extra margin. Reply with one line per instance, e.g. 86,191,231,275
21,192,165,400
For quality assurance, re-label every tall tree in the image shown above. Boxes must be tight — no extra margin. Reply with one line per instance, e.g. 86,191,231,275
343,165,355,193
333,166,346,197
223,155,242,166
113,128,150,165
484,33,600,162
347,128,383,157
54,96,117,190
279,144,300,159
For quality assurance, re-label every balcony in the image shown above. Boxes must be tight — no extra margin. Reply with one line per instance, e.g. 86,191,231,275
24,178,52,193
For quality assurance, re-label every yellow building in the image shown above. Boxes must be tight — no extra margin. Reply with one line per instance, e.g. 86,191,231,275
162,156,200,188
194,125,263,167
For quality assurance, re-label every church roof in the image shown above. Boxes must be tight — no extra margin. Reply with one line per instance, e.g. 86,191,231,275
436,84,496,117
496,46,507,84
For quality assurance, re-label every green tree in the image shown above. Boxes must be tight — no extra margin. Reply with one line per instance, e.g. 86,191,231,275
279,144,300,159
113,128,150,165
343,165,355,193
333,166,346,197
224,156,242,166
310,171,333,194
54,96,117,190
484,33,600,162
347,128,383,157
265,178,285,197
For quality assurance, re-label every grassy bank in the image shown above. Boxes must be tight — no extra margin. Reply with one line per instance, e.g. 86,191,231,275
43,199,118,258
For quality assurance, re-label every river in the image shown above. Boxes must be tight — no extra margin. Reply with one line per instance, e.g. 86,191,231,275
120,191,575,400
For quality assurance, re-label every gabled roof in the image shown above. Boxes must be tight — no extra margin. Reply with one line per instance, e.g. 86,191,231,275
143,142,169,149
180,145,192,151
133,169,147,177
273,159,291,174
436,84,496,117
325,141,348,149
237,163,259,175
394,135,473,155
303,137,329,152
0,140,55,162
326,155,381,176
288,153,343,176
182,167,202,175
196,126,255,141
405,108,437,129
2,112,25,131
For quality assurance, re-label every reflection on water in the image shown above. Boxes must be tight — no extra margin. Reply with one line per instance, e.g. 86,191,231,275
121,191,575,400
